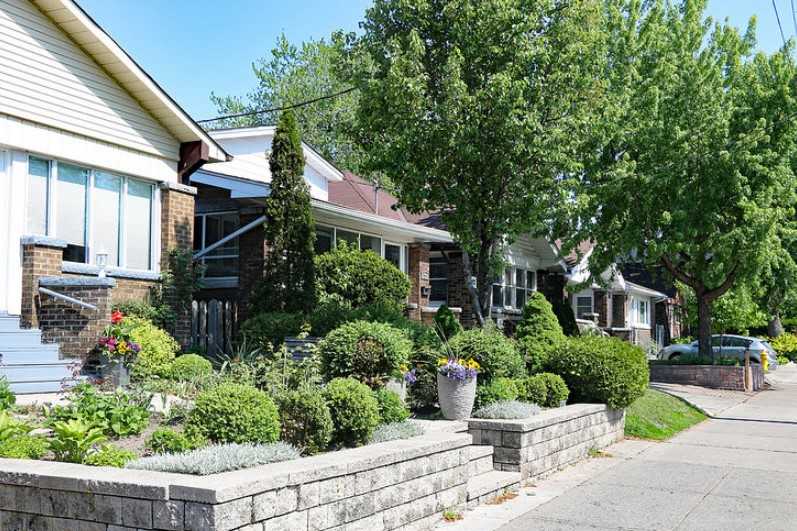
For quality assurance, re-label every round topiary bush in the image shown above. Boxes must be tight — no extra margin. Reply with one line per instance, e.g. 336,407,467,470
277,388,334,455
537,372,569,407
323,378,380,447
447,324,524,382
516,292,566,374
319,321,412,387
517,375,548,406
127,317,179,380
170,354,213,381
187,383,281,444
475,377,520,408
373,388,410,424
433,305,463,340
544,336,648,409
240,312,308,348
315,241,411,308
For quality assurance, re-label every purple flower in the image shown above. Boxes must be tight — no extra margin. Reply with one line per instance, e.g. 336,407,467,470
404,368,417,385
129,342,141,353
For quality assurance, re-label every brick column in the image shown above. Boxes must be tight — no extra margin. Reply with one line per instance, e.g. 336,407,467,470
20,237,66,329
594,290,609,327
237,209,268,322
407,244,430,321
611,293,626,327
159,182,196,347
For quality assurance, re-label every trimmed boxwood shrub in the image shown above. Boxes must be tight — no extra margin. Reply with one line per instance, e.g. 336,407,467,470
447,324,524,382
277,388,333,455
544,336,648,409
373,388,410,424
323,378,380,447
433,305,463,340
315,241,411,308
170,354,213,381
537,373,569,407
475,377,520,408
240,312,308,348
187,384,281,444
516,293,566,374
128,317,179,380
318,321,412,387
517,375,548,406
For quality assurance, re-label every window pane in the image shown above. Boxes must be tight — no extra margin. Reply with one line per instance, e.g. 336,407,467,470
492,284,503,307
125,179,152,269
57,163,88,262
516,268,525,289
27,157,49,235
505,269,513,288
315,225,333,254
193,216,203,251
430,257,448,279
204,257,239,277
93,172,121,266
430,279,448,303
576,296,592,319
360,234,381,254
205,213,238,257
516,288,526,309
527,271,536,290
336,229,358,247
385,244,401,270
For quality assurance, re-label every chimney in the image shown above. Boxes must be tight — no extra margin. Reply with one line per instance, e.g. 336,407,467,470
373,181,380,215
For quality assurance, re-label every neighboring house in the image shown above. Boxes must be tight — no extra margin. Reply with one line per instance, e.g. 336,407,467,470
0,0,227,391
566,243,684,349
190,126,568,329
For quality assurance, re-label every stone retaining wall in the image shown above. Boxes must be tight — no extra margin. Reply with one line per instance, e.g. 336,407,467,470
0,430,471,531
467,404,625,480
649,363,764,391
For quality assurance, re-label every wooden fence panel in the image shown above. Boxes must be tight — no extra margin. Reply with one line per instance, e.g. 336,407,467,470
191,299,238,356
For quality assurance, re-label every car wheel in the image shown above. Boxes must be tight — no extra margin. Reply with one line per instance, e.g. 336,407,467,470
669,353,680,361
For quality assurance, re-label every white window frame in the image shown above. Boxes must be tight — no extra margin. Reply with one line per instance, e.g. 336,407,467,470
492,266,537,310
429,252,448,306
25,155,158,272
316,224,408,273
194,211,240,281
630,296,651,328
575,293,594,320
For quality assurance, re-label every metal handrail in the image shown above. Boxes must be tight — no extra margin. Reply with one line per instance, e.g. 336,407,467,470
38,287,98,311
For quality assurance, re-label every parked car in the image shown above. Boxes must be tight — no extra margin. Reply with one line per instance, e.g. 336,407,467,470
658,334,778,370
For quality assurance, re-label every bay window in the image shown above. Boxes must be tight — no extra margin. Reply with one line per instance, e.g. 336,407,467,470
25,156,157,270
492,266,536,309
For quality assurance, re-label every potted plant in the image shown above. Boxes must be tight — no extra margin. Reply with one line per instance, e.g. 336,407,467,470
436,357,480,420
97,311,140,387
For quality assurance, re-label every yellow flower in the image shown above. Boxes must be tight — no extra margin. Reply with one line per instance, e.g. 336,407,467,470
438,357,449,366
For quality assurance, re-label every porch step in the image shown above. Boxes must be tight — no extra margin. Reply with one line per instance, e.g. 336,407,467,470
0,316,22,332
466,470,521,506
0,329,44,348
468,445,496,476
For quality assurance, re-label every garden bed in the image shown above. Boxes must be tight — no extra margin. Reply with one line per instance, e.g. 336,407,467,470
649,363,764,391
0,429,471,531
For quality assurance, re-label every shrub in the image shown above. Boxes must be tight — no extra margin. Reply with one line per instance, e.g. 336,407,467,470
0,411,32,442
319,321,412,387
475,377,520,408
544,336,648,409
446,324,524,382
45,384,150,438
473,400,541,419
0,435,48,459
0,377,15,411
128,317,180,380
113,299,174,331
315,241,411,308
309,297,354,336
517,375,548,406
516,292,566,373
277,388,333,455
433,305,463,340
778,354,790,365
551,297,580,336
84,444,137,468
187,384,281,444
536,373,570,407
769,332,797,362
323,378,380,447
127,442,300,475
170,354,213,381
50,420,107,463
146,427,205,455
373,388,410,424
370,421,424,444
240,312,308,349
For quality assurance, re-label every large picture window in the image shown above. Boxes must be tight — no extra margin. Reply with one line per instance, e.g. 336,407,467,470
25,156,156,270
492,266,536,309
576,295,593,319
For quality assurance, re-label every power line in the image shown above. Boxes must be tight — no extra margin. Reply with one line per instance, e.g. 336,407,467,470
773,0,788,47
196,87,358,124
791,0,797,39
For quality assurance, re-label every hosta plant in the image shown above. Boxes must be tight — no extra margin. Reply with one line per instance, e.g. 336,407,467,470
50,420,107,464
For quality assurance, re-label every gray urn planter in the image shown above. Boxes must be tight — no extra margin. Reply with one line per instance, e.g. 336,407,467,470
437,373,477,420
386,378,407,401
100,354,130,387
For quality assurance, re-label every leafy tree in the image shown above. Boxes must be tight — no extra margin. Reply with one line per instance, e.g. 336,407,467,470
348,0,607,324
255,110,316,314
755,226,797,336
679,282,767,336
210,34,365,173
572,0,797,357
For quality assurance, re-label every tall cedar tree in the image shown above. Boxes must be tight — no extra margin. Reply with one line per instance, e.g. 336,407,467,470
256,111,316,314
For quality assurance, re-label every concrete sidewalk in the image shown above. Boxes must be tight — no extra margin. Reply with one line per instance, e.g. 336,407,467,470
439,365,797,531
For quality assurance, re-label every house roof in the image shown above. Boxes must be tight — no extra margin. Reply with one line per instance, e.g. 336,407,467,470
620,263,678,298
30,0,229,163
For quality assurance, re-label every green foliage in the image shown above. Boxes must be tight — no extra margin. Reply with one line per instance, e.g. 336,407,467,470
112,299,174,332
434,305,463,340
84,444,137,468
159,249,204,335
777,354,790,365
127,317,179,380
318,320,412,387
0,435,48,459
0,377,14,411
308,298,354,337
243,347,323,397
45,384,150,438
370,421,424,443
768,332,797,362
0,411,32,442
373,388,410,424
127,442,300,475
516,293,566,373
315,242,411,309
535,373,570,407
679,283,767,335
146,427,206,455
475,377,519,408
187,383,281,444
50,420,107,463
517,375,547,406
276,388,333,455
240,312,308,349
170,354,214,381
446,324,524,382
323,378,380,448
625,389,706,440
545,336,648,409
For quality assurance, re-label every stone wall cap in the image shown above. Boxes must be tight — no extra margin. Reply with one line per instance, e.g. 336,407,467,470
159,180,197,196
467,403,610,432
20,235,68,248
62,261,161,281
39,276,116,288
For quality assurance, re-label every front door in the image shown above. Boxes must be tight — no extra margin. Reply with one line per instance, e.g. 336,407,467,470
0,150,24,316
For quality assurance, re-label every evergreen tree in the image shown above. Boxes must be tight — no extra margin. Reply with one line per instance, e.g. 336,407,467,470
256,110,316,314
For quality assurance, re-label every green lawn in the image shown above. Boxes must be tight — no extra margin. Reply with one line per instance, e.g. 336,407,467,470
625,388,706,440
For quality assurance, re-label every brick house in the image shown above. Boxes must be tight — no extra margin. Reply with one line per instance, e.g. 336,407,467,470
190,126,569,329
0,0,228,391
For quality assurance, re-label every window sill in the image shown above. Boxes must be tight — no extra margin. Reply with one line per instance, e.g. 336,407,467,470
62,262,160,281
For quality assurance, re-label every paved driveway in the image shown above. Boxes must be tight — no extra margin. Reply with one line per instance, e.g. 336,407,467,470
495,366,797,531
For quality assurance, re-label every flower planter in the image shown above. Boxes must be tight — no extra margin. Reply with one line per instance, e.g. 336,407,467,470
99,354,130,387
386,377,407,401
437,373,477,420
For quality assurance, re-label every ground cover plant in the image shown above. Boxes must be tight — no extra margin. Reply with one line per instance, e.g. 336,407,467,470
625,389,705,440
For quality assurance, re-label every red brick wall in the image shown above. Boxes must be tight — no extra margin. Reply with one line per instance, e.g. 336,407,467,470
237,210,268,323
38,285,112,359
20,244,63,329
649,363,764,391
445,252,476,328
407,244,430,321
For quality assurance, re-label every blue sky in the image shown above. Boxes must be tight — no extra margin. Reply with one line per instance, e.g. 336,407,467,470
79,0,789,122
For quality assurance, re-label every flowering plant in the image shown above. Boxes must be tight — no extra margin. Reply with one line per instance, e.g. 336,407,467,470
98,312,140,363
401,364,417,385
437,357,480,381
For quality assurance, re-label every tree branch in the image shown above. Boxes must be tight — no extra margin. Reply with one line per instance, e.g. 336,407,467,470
704,262,741,302
660,255,697,287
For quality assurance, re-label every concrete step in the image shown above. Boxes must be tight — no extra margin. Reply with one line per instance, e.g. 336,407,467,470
0,345,62,365
0,329,44,348
467,470,521,504
0,316,22,332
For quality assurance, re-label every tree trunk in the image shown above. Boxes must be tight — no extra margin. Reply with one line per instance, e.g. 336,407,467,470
697,294,713,360
475,250,493,323
768,313,784,337
461,251,484,327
